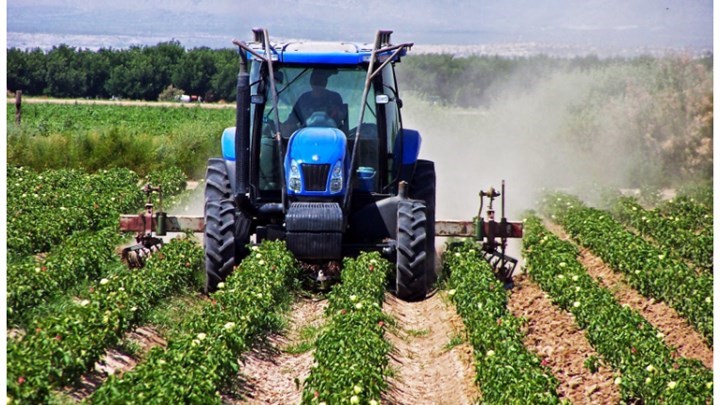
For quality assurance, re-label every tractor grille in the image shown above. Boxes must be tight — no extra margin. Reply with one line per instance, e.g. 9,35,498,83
301,164,330,191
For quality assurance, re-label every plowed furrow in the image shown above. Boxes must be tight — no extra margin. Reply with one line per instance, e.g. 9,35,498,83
383,293,479,404
228,297,327,404
60,326,166,401
507,276,621,404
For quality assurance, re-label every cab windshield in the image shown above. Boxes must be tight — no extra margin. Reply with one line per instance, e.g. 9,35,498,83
264,66,376,136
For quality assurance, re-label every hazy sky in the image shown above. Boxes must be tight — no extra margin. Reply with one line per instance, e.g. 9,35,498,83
6,0,714,52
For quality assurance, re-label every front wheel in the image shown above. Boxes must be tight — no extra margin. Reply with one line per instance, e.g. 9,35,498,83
396,199,428,301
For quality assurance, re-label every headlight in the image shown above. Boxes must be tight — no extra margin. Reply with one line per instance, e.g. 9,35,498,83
330,161,343,193
289,160,302,192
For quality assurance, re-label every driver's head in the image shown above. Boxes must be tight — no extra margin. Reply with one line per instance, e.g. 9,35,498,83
310,70,329,88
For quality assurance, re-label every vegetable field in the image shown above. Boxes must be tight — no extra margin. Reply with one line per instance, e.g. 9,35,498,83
5,101,713,404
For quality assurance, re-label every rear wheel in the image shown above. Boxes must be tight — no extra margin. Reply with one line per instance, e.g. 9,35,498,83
409,160,437,288
204,199,236,293
203,158,251,291
205,158,232,202
396,199,428,301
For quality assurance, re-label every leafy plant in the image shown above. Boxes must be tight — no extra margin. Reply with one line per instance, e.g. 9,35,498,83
89,241,298,403
302,253,392,405
611,196,712,271
6,238,203,404
444,241,561,404
540,192,713,344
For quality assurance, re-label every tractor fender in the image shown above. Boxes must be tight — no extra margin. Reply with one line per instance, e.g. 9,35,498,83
393,128,422,183
220,127,239,196
221,127,236,161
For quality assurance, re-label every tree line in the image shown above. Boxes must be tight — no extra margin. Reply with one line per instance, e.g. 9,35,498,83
7,41,712,108
7,42,239,102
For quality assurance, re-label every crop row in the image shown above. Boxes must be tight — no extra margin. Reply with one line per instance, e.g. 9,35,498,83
7,228,122,326
7,238,203,404
7,167,143,256
90,241,298,403
522,214,712,403
676,181,713,208
657,195,712,232
612,196,712,271
302,253,391,405
443,241,561,404
541,193,713,344
7,166,187,258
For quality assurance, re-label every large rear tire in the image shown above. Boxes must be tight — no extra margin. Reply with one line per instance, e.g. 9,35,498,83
396,199,428,301
205,158,233,202
203,158,251,292
409,160,437,289
204,199,236,293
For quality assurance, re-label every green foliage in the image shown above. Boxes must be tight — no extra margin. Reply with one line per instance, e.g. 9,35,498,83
443,241,561,404
6,237,204,404
7,103,231,176
8,42,238,101
6,166,187,258
6,167,144,256
302,252,392,405
7,228,122,326
522,213,712,403
89,241,298,403
657,195,712,232
611,196,712,271
540,192,713,344
677,180,713,208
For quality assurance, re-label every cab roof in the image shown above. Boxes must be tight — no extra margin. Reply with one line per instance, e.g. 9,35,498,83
245,40,409,65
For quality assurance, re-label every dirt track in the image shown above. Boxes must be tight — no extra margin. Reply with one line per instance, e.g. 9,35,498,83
383,292,479,404
228,297,327,404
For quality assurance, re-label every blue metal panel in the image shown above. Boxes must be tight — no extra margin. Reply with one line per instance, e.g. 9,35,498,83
282,52,369,65
221,127,236,161
398,128,422,164
246,43,407,65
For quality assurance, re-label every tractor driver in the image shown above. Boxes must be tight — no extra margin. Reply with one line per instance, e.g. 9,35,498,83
284,69,345,130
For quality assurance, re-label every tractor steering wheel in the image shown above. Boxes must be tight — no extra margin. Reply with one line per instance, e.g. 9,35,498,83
305,111,338,128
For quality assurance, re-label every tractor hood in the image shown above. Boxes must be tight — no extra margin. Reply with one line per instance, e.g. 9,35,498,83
284,127,347,197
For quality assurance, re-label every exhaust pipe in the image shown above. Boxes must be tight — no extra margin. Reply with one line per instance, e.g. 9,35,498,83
235,45,251,196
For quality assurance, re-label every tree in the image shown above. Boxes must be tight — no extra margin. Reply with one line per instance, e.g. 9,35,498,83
45,44,87,97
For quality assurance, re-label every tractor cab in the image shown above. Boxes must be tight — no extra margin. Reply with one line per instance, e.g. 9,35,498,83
236,39,411,203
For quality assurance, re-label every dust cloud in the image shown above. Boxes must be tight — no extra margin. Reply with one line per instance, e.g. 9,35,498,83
404,67,669,222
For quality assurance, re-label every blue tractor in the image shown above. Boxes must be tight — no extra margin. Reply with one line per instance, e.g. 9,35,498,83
204,28,437,301
120,28,524,300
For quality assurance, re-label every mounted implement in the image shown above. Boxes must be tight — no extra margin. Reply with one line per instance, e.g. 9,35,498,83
119,28,523,300
120,184,166,268
438,181,523,288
